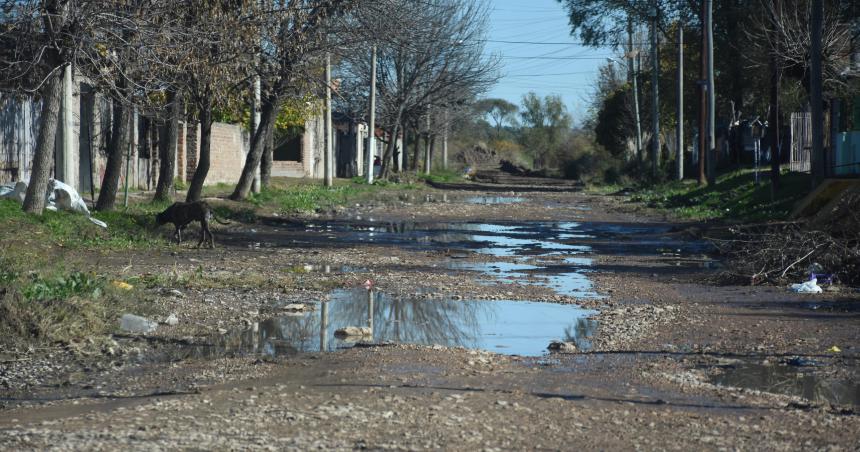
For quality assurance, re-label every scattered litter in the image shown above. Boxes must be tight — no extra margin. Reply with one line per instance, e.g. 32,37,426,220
1,179,107,228
790,278,823,294
163,313,179,326
166,289,185,298
828,346,842,353
334,326,372,337
547,340,577,353
363,279,374,290
112,281,133,290
281,303,306,312
119,314,157,333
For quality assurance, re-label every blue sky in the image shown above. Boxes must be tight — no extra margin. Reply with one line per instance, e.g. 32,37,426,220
484,0,617,125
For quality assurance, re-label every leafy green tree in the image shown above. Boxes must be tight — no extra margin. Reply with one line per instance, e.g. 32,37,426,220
518,92,572,169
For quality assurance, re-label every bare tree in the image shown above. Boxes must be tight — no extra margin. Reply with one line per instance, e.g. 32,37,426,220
230,1,355,201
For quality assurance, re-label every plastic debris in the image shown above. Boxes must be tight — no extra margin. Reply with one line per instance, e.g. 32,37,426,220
828,346,842,353
119,314,157,333
163,313,179,326
0,181,27,203
1,179,107,228
790,278,823,294
112,281,133,290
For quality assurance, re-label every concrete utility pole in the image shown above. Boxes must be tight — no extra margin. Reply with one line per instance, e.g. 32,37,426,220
442,109,448,170
810,0,824,185
367,46,377,184
252,77,261,193
676,24,684,181
650,5,660,179
60,63,76,190
698,0,707,185
627,21,643,163
706,0,716,185
324,53,333,187
423,111,431,174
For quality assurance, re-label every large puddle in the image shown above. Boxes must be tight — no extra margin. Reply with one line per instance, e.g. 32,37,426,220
710,361,860,407
145,289,597,360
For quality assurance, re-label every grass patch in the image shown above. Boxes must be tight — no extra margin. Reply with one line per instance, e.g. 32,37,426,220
0,258,154,345
245,178,422,213
0,198,167,250
419,169,463,184
625,169,812,222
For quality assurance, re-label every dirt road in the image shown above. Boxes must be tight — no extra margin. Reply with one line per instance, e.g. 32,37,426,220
1,190,858,450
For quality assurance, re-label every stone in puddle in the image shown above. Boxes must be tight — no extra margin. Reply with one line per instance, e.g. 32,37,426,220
335,326,372,337
547,340,577,353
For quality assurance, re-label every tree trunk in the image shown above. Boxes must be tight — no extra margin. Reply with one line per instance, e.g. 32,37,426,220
230,95,280,200
380,122,401,179
22,67,64,214
410,125,421,172
260,123,274,189
154,90,179,202
186,101,212,202
96,99,130,211
769,0,782,193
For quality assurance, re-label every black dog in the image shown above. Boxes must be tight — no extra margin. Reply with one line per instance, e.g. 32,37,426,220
155,201,229,248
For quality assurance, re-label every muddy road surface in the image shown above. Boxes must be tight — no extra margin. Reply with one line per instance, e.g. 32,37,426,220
2,190,859,450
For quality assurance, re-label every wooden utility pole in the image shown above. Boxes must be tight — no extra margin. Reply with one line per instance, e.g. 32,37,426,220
367,46,377,184
810,0,824,185
676,24,684,181
324,53,333,187
650,4,660,179
706,0,716,185
769,0,782,193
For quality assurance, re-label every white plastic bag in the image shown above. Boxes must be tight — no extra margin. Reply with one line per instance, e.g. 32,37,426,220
791,278,823,294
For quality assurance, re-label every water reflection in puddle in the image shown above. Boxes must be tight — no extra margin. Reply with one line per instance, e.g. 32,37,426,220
463,196,525,205
157,289,597,360
710,362,860,407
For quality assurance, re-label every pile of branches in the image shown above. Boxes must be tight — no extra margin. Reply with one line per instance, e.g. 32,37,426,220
712,222,859,285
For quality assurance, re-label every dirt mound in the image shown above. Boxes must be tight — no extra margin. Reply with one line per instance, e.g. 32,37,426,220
808,186,860,239
454,143,497,168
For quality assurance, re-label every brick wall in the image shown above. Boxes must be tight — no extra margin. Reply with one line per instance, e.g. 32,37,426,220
205,122,247,185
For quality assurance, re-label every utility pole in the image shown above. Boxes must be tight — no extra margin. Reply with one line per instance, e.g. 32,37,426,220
676,24,684,181
252,77,261,193
442,109,448,170
324,53,333,187
769,0,782,193
706,0,716,185
628,19,643,163
650,4,660,179
810,0,824,185
367,46,377,184
698,0,707,185
423,110,431,174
